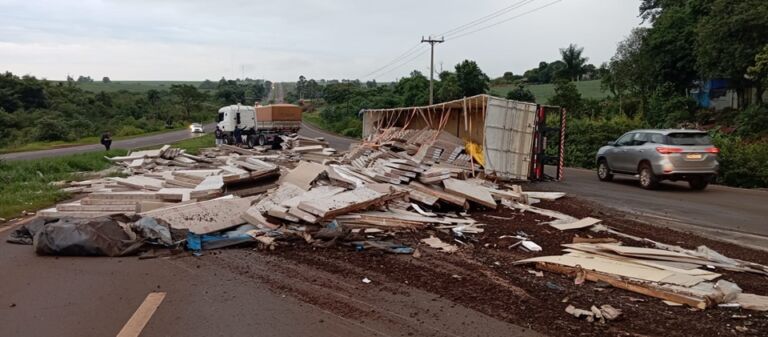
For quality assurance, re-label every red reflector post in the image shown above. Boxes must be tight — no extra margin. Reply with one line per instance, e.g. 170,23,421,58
656,147,683,154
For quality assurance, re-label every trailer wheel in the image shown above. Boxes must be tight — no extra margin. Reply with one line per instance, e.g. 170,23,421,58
257,135,267,146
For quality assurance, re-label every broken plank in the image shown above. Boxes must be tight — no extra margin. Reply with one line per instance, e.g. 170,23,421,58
550,217,602,231
408,182,468,209
536,262,708,309
443,178,496,209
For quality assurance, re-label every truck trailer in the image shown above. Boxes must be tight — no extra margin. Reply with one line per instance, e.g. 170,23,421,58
216,104,302,147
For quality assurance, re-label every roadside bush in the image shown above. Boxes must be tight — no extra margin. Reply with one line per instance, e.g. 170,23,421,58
505,85,536,103
646,83,697,127
559,114,648,168
735,104,768,137
115,125,145,137
712,133,768,188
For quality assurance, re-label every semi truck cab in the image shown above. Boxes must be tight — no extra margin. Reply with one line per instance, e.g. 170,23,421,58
216,103,302,147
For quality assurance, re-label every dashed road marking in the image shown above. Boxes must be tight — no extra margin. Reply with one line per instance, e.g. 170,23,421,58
116,292,166,337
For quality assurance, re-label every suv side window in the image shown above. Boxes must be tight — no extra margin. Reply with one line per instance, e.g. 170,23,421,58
648,133,664,144
633,133,649,145
616,133,634,146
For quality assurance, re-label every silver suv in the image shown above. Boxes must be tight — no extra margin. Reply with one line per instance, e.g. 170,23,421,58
596,129,719,190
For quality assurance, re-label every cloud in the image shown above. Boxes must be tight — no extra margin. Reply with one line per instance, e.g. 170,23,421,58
0,0,642,81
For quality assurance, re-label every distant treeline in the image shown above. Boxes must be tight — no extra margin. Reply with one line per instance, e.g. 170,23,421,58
0,73,271,147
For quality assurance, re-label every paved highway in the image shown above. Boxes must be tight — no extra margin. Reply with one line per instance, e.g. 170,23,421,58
0,123,216,161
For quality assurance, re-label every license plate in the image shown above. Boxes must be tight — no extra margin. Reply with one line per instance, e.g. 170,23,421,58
686,154,703,160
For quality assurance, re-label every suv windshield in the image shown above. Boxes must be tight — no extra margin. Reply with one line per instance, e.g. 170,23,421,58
666,132,711,145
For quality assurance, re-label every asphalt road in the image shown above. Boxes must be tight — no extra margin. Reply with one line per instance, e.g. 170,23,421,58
0,223,539,337
536,168,768,249
0,123,216,161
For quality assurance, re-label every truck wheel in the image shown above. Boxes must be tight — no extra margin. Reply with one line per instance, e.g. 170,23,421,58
688,177,709,190
597,159,613,182
257,135,266,146
638,163,659,190
246,135,256,148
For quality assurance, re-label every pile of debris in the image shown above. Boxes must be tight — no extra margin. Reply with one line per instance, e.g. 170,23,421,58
498,203,768,312
10,126,768,314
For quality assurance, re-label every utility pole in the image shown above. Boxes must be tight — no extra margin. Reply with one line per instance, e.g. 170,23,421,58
421,36,444,105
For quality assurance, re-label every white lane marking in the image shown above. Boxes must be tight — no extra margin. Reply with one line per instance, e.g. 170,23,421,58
116,292,166,337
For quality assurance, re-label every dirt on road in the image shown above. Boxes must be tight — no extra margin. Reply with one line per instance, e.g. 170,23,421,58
179,196,768,337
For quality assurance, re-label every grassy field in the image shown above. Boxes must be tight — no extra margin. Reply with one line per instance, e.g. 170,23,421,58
58,81,206,93
166,134,214,155
490,80,610,103
0,149,127,219
302,110,324,129
0,133,214,220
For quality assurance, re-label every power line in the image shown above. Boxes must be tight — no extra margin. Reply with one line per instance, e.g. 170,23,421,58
370,49,429,80
439,0,537,38
358,0,561,80
356,42,422,79
448,0,563,41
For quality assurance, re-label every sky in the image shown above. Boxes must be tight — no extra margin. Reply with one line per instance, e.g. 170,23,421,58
0,0,644,82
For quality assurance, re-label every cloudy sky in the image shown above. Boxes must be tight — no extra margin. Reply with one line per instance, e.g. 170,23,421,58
0,0,643,81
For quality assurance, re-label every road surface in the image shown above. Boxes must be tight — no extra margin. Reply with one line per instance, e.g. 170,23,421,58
0,123,215,161
0,222,539,337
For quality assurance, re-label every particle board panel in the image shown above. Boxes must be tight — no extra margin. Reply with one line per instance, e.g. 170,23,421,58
443,178,496,209
141,196,254,234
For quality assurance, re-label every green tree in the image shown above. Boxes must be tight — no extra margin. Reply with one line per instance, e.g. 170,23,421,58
199,79,217,90
548,81,582,114
747,45,768,105
436,71,462,103
170,84,206,119
505,85,536,103
559,44,588,81
101,76,111,83
697,0,768,106
146,89,161,106
603,28,653,115
454,60,489,97
395,71,429,106
642,1,709,93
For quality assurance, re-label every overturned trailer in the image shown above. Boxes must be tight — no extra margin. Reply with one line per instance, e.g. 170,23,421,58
361,95,566,181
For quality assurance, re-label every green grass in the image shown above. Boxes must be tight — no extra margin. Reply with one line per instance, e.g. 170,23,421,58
57,81,207,93
0,127,190,154
170,134,215,155
490,80,610,103
302,110,325,129
0,149,127,219
0,133,215,220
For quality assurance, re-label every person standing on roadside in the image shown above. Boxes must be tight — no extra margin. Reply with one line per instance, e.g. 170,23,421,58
100,131,112,151
214,126,223,146
233,125,242,147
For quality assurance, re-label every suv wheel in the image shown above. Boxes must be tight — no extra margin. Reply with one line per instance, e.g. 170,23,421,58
597,159,613,182
638,163,659,190
689,177,709,190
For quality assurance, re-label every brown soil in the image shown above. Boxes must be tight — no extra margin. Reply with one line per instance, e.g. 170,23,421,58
238,196,768,337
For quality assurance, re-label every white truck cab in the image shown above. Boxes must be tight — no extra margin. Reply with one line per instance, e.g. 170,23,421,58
215,103,302,147
217,104,256,133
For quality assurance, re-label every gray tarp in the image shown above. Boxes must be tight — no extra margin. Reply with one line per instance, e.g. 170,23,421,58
8,215,175,257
